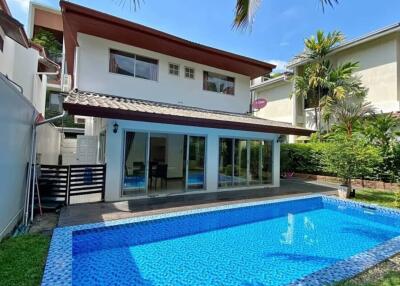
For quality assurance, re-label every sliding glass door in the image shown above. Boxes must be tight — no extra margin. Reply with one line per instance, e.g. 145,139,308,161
262,141,273,184
218,138,233,188
122,131,206,196
234,139,247,186
218,138,273,188
122,132,148,196
187,136,206,190
249,140,262,185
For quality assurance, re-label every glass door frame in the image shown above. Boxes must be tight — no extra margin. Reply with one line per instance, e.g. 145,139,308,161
184,135,207,191
121,131,150,196
217,136,274,188
121,130,207,197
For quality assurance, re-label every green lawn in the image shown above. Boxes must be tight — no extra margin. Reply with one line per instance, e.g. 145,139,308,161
353,189,399,209
0,234,50,286
336,272,400,286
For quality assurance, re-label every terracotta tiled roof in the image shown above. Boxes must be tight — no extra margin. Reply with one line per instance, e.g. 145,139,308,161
63,90,313,136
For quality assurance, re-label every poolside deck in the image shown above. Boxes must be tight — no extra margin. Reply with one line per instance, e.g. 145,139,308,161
58,179,337,227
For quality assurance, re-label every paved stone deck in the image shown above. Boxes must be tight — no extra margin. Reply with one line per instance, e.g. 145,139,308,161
58,179,337,227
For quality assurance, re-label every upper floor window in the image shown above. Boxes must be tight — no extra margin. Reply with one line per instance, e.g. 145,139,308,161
109,49,158,81
169,63,180,76
184,67,195,79
203,71,235,95
0,34,4,52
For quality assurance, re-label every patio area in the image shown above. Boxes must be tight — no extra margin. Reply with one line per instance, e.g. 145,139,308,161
58,178,337,227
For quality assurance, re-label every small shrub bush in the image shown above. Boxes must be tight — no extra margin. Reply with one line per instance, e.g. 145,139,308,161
281,140,397,182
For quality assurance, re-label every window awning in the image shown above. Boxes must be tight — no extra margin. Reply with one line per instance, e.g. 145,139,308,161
0,10,29,48
63,90,313,136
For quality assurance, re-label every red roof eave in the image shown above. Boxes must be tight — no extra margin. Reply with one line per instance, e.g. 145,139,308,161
60,1,275,80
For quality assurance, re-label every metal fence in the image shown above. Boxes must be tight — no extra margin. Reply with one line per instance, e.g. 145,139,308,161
38,164,106,206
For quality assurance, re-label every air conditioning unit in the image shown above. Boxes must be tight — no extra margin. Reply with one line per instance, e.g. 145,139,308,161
62,74,72,92
74,115,86,125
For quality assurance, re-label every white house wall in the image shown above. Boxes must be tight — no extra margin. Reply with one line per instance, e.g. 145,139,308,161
36,123,61,165
104,119,280,202
254,81,293,123
76,33,252,113
330,34,399,113
0,27,47,114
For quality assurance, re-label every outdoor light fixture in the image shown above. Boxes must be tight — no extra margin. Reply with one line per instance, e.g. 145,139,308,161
113,122,119,134
277,135,285,143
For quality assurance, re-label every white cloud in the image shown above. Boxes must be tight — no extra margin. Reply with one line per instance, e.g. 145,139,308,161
10,0,30,12
265,59,288,72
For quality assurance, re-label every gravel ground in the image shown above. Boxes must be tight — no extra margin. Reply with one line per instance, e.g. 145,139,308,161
342,253,400,284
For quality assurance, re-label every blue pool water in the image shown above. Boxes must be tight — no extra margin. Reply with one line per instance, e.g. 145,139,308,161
71,197,400,286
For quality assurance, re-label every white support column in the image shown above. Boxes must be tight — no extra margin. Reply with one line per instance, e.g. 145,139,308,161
289,67,298,143
104,120,123,201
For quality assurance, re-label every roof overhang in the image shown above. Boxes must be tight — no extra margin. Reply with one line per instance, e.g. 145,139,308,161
0,0,11,16
60,1,275,80
288,23,400,69
63,91,313,136
0,10,29,48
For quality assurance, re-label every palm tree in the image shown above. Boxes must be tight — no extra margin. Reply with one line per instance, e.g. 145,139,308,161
118,1,339,30
326,96,374,136
321,62,367,128
292,30,368,137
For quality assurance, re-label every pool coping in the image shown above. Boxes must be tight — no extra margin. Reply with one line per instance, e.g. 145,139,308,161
41,194,400,286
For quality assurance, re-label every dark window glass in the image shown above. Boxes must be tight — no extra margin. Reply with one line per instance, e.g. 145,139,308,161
135,55,158,80
109,49,158,81
203,71,235,95
0,34,4,52
169,63,179,76
109,50,135,76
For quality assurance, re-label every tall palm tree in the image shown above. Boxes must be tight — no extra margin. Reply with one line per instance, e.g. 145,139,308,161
118,0,339,30
292,30,366,137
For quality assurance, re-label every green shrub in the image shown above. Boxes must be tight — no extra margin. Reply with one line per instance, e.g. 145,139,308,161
320,135,382,186
280,143,324,174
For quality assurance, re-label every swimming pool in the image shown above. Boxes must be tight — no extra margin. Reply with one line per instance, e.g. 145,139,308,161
42,195,400,286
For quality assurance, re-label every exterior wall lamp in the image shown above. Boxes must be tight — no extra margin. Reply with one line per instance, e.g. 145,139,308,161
113,122,119,134
277,135,285,143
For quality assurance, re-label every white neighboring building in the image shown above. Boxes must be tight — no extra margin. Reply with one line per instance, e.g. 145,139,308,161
0,0,59,239
60,1,311,202
252,24,400,142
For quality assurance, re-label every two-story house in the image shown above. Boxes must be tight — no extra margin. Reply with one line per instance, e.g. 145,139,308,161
59,1,311,201
252,24,400,143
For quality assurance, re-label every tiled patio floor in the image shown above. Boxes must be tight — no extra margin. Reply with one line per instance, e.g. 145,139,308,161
58,179,337,227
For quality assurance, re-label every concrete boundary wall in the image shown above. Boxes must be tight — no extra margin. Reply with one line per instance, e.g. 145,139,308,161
0,74,36,239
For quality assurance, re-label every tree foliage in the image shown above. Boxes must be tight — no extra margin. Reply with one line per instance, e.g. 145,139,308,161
32,28,62,55
320,134,382,187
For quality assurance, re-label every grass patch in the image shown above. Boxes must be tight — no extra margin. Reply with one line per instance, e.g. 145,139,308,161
352,189,399,209
0,234,50,286
336,271,400,286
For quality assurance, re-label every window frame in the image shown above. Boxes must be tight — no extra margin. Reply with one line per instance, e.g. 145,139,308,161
203,71,235,95
168,63,180,76
109,48,159,81
184,66,195,79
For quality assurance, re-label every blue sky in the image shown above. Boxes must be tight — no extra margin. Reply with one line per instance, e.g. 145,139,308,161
7,0,400,71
